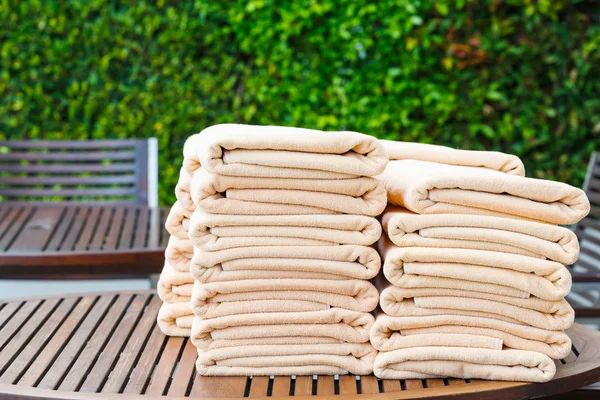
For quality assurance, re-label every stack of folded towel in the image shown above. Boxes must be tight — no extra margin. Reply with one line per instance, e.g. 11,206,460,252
157,177,196,336
370,141,590,382
177,124,389,376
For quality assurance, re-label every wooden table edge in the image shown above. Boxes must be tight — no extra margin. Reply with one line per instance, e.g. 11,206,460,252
0,289,158,303
1,293,599,399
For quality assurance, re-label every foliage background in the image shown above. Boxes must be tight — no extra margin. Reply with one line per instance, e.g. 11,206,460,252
1,0,599,205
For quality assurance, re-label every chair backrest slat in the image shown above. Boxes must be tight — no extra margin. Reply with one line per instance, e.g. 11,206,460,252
0,139,139,149
0,151,136,162
0,139,155,204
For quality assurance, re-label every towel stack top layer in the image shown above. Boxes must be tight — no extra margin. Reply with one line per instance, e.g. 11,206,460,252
172,124,388,376
378,159,589,224
371,140,590,383
183,124,389,178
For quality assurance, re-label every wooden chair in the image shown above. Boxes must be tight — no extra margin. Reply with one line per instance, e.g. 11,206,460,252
0,139,158,206
0,139,168,279
567,152,600,317
570,151,600,282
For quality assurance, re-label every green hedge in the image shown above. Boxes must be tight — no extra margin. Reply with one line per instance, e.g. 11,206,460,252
2,0,599,205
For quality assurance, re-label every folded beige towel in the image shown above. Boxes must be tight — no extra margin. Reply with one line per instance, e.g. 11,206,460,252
373,346,555,382
191,278,379,318
380,238,571,301
157,302,193,337
380,286,574,331
189,209,382,250
381,140,525,175
190,168,387,216
383,206,579,264
157,263,194,303
191,244,381,283
370,314,571,359
204,336,344,350
165,201,193,240
196,343,376,376
164,236,193,272
175,167,195,211
183,124,388,178
191,308,374,351
385,274,529,299
378,160,589,224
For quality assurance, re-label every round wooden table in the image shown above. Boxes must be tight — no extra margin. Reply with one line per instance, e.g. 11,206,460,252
0,290,599,399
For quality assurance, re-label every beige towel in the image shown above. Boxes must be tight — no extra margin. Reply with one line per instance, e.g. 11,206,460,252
191,279,379,318
196,343,376,376
175,167,195,211
165,201,193,240
157,263,194,303
183,124,388,178
381,140,525,175
189,209,382,250
380,286,574,331
191,245,381,283
370,314,571,359
373,346,555,382
190,168,387,216
164,236,193,272
380,238,571,301
191,308,374,351
383,206,579,264
157,302,194,337
378,160,589,224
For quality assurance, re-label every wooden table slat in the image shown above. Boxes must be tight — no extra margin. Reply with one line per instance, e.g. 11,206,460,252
294,376,313,396
248,376,269,397
382,379,401,392
87,207,113,251
117,206,137,250
74,207,101,251
359,375,379,394
58,206,88,251
271,376,291,397
447,378,468,385
338,375,357,395
0,206,10,226
0,298,78,384
44,207,78,251
0,298,61,375
0,207,22,245
103,207,126,251
0,300,42,351
0,207,34,251
316,375,335,395
0,208,21,245
427,378,447,388
7,207,64,252
46,294,130,391
100,295,162,393
405,379,424,390
0,302,22,332
190,376,247,398
16,296,96,387
166,338,198,397
122,325,168,395
133,208,149,249
145,337,185,396
79,294,151,393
